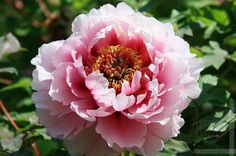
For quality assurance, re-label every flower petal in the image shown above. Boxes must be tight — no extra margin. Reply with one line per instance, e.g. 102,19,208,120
49,63,77,105
65,126,119,156
31,40,64,72
96,114,147,148
85,72,116,107
37,108,90,139
113,93,135,111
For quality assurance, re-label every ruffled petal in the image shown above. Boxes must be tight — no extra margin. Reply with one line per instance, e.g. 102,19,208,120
65,126,119,156
31,67,52,90
113,93,135,111
31,40,64,72
32,91,70,117
36,108,90,139
96,114,147,148
85,72,116,107
139,115,184,156
49,63,77,105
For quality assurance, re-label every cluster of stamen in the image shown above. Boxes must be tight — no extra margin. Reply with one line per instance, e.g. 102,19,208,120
92,45,142,92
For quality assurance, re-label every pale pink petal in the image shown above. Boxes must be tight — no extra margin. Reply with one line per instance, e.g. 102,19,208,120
87,106,115,117
49,63,77,105
113,93,135,111
71,2,134,35
87,107,115,117
166,35,190,54
147,115,184,141
136,92,147,104
65,126,119,156
140,133,164,156
72,14,107,42
37,108,91,139
130,71,142,92
148,87,180,123
31,40,64,72
157,53,188,88
31,67,52,90
138,115,184,156
96,114,147,148
32,91,70,117
85,72,116,107
70,100,97,122
52,36,88,67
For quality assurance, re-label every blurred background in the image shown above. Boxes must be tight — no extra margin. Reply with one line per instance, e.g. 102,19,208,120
0,0,236,155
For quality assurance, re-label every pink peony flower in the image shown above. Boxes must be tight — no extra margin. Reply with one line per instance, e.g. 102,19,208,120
32,3,203,156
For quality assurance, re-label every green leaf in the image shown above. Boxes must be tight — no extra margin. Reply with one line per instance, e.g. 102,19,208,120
34,129,51,140
0,126,23,153
35,139,59,156
200,74,218,86
209,8,229,26
186,0,219,8
204,22,216,39
202,41,228,69
0,78,31,93
191,16,214,28
0,67,18,75
1,134,23,153
190,47,203,57
15,98,33,108
14,24,31,37
0,125,14,142
224,34,236,47
232,51,236,58
176,26,193,37
162,139,190,154
228,51,236,62
2,112,37,124
158,151,176,156
197,85,230,108
207,110,236,132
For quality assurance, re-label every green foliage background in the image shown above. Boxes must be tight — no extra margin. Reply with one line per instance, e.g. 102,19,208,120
0,0,236,155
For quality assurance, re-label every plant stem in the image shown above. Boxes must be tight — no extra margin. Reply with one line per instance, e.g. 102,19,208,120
35,0,51,18
0,99,40,156
31,142,40,156
0,78,12,85
0,99,19,130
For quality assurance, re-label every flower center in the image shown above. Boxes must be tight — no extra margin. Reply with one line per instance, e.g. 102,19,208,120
92,45,142,92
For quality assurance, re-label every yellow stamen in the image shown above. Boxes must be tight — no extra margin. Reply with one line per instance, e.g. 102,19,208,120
92,45,142,92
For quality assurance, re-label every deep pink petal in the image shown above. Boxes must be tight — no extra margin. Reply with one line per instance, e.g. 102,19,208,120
66,65,90,98
119,34,151,67
90,26,119,56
